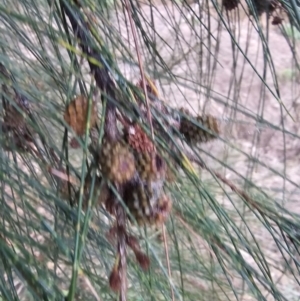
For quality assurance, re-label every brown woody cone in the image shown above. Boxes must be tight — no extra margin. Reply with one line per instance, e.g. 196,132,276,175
250,0,278,16
179,108,219,144
109,262,121,292
125,183,148,225
136,152,166,182
135,251,150,270
2,99,34,150
126,235,140,251
124,123,154,153
124,181,171,226
272,15,283,25
124,123,166,182
123,181,152,225
64,95,98,136
222,0,239,11
99,139,136,184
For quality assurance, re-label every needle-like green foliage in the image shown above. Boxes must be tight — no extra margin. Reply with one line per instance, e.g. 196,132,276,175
0,0,299,300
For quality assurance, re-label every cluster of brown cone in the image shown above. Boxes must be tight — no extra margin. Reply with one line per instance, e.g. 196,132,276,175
62,79,221,227
98,123,173,226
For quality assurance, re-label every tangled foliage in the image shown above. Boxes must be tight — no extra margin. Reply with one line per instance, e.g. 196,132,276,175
0,0,300,300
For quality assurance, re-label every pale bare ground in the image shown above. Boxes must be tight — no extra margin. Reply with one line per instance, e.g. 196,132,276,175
110,2,300,300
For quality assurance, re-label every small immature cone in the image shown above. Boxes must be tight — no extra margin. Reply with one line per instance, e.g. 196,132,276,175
64,95,98,136
123,179,172,226
179,108,219,145
272,15,283,25
125,123,154,153
109,267,121,292
135,251,150,270
250,0,278,16
222,0,239,11
126,235,140,252
109,256,121,292
125,234,150,270
2,85,34,151
99,139,136,184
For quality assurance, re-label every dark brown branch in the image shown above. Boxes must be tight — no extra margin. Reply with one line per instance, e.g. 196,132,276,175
61,0,119,141
60,2,128,299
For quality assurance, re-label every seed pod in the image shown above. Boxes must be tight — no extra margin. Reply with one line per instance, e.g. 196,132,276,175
109,259,121,292
2,87,34,151
123,180,171,226
124,123,167,182
99,139,136,184
272,15,283,25
249,0,278,16
179,108,219,144
135,152,166,182
125,235,140,251
124,123,154,153
135,250,150,270
222,0,239,11
64,95,98,136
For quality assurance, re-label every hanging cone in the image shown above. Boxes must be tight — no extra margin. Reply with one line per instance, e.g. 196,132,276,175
99,139,136,184
124,123,154,153
2,94,34,151
0,63,35,151
250,0,278,16
179,108,219,144
272,15,283,25
124,122,166,182
135,152,166,182
222,0,239,11
123,180,171,226
64,95,98,137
